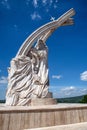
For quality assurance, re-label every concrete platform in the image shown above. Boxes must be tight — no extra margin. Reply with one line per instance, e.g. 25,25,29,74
24,122,87,130
0,103,87,111
0,103,87,130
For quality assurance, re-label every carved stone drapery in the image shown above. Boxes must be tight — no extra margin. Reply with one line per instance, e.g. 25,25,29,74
6,40,49,106
6,8,75,106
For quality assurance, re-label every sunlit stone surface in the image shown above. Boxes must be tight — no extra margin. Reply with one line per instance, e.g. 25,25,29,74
6,8,75,106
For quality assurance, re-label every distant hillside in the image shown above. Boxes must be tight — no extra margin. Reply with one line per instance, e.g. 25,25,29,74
0,95,86,104
0,100,5,103
56,95,85,103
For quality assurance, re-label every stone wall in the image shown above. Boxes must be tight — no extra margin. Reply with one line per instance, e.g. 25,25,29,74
0,104,87,130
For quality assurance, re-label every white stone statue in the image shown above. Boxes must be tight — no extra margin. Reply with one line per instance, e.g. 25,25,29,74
6,40,49,106
6,8,75,106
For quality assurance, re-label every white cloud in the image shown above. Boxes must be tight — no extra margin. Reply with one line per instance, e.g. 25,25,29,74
1,0,10,10
49,0,53,6
50,85,87,98
60,86,76,96
42,0,53,6
52,75,62,79
55,0,58,3
13,24,18,30
49,85,77,98
33,0,38,8
31,12,41,20
0,76,8,84
42,0,47,5
80,71,87,81
61,86,76,91
26,0,30,6
14,24,17,28
81,88,87,95
25,0,59,16
25,0,59,12
54,4,57,9
46,8,49,12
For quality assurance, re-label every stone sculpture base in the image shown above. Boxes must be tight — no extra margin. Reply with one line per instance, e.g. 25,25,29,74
0,103,87,130
30,98,57,106
45,92,53,98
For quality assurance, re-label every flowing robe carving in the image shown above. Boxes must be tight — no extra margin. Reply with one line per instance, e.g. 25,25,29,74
6,8,75,106
6,40,49,106
31,40,49,98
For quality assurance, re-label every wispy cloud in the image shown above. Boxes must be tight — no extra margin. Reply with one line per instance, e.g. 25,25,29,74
42,0,47,5
53,4,57,9
13,24,18,30
33,0,38,8
55,0,58,3
61,86,76,91
52,75,62,79
25,0,59,20
1,0,10,10
31,0,59,9
49,0,53,6
50,85,87,98
0,69,1,73
81,88,87,95
26,0,30,6
0,76,8,84
14,24,17,28
42,0,53,6
80,71,87,81
61,86,76,96
0,76,7,99
31,12,41,20
50,85,77,98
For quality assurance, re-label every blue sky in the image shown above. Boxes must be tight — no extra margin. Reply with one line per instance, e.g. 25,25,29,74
0,0,87,99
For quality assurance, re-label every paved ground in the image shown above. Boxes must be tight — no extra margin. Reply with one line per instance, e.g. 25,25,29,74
0,103,87,111
24,122,87,130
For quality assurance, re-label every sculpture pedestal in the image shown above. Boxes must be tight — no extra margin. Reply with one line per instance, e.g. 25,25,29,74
30,98,57,106
0,103,87,130
46,92,53,98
